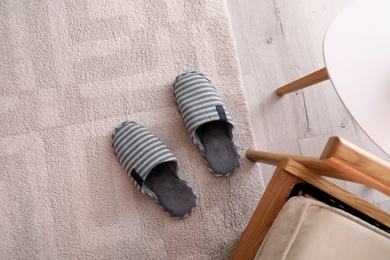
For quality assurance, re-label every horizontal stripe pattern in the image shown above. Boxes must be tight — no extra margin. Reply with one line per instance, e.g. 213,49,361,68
112,121,177,187
174,72,233,137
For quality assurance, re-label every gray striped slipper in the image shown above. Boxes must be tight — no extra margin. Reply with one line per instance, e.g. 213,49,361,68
174,71,240,176
112,121,196,218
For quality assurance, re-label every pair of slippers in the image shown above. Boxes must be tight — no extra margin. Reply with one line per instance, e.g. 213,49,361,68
112,72,240,218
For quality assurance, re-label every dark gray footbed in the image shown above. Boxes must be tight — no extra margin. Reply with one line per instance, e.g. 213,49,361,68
196,121,240,176
144,163,196,218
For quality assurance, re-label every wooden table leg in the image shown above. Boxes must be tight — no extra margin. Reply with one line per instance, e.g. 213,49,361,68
276,67,329,96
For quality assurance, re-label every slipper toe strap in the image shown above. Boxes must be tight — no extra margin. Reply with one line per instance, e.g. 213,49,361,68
174,71,234,148
112,121,178,196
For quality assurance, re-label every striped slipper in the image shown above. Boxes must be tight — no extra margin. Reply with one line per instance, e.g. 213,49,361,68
174,71,240,176
112,121,196,218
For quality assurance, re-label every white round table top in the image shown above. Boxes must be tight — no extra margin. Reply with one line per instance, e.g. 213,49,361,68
323,0,390,156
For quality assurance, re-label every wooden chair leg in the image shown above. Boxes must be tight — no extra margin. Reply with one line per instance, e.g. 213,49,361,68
246,149,321,169
246,149,306,166
230,160,302,260
245,149,348,183
276,67,329,96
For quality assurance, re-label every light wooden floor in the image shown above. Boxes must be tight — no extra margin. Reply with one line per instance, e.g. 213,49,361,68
226,0,390,212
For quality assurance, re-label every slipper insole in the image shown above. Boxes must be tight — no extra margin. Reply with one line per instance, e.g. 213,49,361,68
144,163,196,218
196,121,240,176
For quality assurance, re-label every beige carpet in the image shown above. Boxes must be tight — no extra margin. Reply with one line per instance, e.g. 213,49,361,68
0,0,265,259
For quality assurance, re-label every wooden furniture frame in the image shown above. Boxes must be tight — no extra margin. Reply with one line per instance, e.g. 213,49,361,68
230,136,390,260
276,67,329,96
